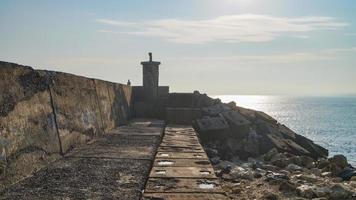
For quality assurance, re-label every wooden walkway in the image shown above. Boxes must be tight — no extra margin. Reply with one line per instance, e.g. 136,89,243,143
142,125,227,200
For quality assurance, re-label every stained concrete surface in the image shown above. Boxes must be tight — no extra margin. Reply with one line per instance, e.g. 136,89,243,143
0,120,164,200
0,62,132,190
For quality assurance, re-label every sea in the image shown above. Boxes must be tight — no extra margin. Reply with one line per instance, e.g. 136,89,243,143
215,95,356,165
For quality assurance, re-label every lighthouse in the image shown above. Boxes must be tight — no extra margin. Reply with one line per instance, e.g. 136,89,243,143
141,52,161,101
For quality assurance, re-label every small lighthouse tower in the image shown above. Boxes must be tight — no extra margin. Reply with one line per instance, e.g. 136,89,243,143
141,52,161,101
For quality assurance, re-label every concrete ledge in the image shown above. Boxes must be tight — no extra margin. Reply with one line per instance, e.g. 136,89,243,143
1,120,165,199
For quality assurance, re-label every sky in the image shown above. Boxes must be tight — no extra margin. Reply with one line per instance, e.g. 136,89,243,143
0,0,355,95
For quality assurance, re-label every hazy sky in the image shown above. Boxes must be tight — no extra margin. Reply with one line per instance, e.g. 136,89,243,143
1,0,355,95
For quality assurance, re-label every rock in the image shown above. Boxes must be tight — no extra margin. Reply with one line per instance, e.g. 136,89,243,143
330,164,343,176
317,158,330,169
255,111,278,124
312,186,330,198
297,184,316,199
231,187,241,194
286,164,303,172
230,166,254,180
329,184,353,200
332,177,343,183
321,171,332,177
210,156,221,165
279,170,291,177
262,192,279,200
221,173,232,181
201,103,231,116
270,153,290,168
226,101,237,109
338,166,356,181
289,156,303,166
205,147,219,157
349,180,356,188
221,111,251,138
216,160,234,173
221,173,233,181
279,181,297,194
263,148,279,161
243,130,260,156
193,115,230,134
254,172,263,178
300,156,315,169
231,156,241,163
310,168,322,176
294,134,328,159
290,155,317,169
261,164,280,171
265,171,289,183
0,158,6,178
329,155,348,169
295,174,319,183
350,176,356,181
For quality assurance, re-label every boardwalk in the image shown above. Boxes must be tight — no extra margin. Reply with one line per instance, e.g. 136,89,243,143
142,125,227,200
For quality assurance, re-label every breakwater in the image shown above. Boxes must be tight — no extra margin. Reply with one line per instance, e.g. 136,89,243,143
0,61,132,189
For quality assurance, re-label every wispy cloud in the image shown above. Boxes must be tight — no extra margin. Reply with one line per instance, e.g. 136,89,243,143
46,47,355,69
169,47,356,65
95,14,348,44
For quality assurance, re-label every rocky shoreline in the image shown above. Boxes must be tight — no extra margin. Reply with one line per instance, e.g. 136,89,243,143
192,93,356,199
209,148,356,199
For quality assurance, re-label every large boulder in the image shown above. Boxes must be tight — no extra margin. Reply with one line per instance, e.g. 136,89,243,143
329,184,354,200
221,111,251,138
193,115,229,133
329,154,348,169
192,93,329,162
201,103,231,116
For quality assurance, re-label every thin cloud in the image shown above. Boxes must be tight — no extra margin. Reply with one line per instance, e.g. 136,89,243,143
170,47,356,65
95,14,348,44
48,47,355,68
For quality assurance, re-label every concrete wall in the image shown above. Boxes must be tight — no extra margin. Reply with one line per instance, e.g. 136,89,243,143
132,86,169,119
165,92,219,125
0,61,132,190
166,108,202,125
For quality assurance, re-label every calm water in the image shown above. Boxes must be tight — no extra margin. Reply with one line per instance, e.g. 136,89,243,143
215,95,356,165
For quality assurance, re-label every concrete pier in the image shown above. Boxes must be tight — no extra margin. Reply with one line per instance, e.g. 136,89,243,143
0,120,165,200
142,125,228,200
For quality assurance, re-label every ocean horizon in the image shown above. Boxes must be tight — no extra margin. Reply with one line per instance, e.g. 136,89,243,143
215,95,356,165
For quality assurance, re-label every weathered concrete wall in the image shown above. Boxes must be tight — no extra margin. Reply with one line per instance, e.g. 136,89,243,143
0,61,132,190
48,72,103,153
166,108,202,125
0,62,61,190
132,86,168,119
165,91,219,124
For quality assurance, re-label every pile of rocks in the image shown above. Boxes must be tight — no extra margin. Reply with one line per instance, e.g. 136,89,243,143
193,100,328,160
191,95,355,199
210,152,356,199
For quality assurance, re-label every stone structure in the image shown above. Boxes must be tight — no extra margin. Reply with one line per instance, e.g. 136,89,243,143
132,53,169,119
0,61,132,190
141,52,160,101
0,54,336,200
